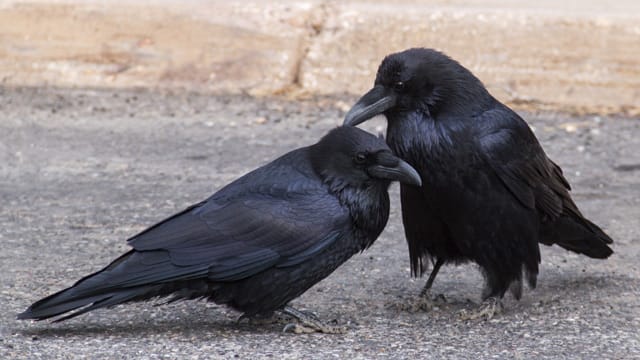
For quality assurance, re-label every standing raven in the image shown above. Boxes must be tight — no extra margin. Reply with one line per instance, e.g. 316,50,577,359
344,48,613,319
18,126,421,333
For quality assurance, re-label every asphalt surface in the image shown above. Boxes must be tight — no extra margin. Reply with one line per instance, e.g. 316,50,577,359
1,87,639,359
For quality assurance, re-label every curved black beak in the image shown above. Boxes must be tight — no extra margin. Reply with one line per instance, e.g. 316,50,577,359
343,85,396,126
368,153,421,187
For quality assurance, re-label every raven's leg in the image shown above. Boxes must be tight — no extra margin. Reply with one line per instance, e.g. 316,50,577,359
280,306,348,334
410,258,447,311
390,258,446,312
419,257,444,298
457,296,504,320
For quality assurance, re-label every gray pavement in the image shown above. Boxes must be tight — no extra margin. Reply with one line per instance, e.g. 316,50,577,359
1,88,639,359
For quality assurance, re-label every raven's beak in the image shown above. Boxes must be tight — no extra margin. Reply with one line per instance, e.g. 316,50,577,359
368,155,422,187
343,85,396,126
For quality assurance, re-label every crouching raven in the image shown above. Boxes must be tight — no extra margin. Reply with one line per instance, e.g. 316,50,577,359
19,126,421,333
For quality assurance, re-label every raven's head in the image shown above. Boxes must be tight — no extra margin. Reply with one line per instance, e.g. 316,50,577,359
344,48,490,126
309,126,421,190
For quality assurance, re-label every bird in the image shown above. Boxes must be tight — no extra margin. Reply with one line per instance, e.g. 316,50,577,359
18,126,421,333
343,48,613,319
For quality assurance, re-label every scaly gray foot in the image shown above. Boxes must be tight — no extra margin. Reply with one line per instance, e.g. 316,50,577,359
281,306,348,334
457,297,503,320
238,311,292,326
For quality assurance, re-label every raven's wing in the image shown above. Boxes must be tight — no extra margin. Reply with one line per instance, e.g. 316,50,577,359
476,107,612,255
125,176,349,285
476,107,574,221
125,190,347,284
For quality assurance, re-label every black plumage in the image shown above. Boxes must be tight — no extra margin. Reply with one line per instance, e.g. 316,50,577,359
18,126,421,332
344,48,613,316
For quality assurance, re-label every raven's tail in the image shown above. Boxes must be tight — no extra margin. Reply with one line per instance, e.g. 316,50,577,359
17,283,163,322
17,250,212,321
18,252,157,321
540,214,613,259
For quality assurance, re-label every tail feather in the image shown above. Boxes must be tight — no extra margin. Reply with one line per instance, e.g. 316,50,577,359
18,250,212,321
17,268,170,321
541,215,613,259
18,292,112,321
53,287,160,322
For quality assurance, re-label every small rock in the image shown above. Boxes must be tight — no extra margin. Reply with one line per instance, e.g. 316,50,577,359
334,100,351,112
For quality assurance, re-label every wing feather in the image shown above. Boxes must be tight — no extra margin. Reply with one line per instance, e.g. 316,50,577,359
478,109,572,221
124,152,349,283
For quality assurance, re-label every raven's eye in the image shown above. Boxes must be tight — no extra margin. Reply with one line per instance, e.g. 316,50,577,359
354,152,367,164
394,81,405,91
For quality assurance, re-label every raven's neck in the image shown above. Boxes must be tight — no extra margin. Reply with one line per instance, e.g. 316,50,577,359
335,184,390,250
386,110,458,159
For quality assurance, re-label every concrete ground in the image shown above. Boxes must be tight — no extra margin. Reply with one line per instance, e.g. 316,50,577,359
1,88,639,359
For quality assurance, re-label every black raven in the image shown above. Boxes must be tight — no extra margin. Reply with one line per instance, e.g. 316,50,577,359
344,48,613,319
18,126,421,333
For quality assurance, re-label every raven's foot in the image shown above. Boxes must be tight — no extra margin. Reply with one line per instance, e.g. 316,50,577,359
457,297,503,320
387,290,447,313
281,306,348,334
238,311,292,326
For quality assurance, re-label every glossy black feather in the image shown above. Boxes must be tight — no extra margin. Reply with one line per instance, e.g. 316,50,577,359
347,48,613,300
18,126,416,321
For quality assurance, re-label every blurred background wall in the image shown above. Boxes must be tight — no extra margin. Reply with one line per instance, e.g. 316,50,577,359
1,0,639,115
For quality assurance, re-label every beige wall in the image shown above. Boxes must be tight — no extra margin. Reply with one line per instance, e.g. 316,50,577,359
1,0,639,114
